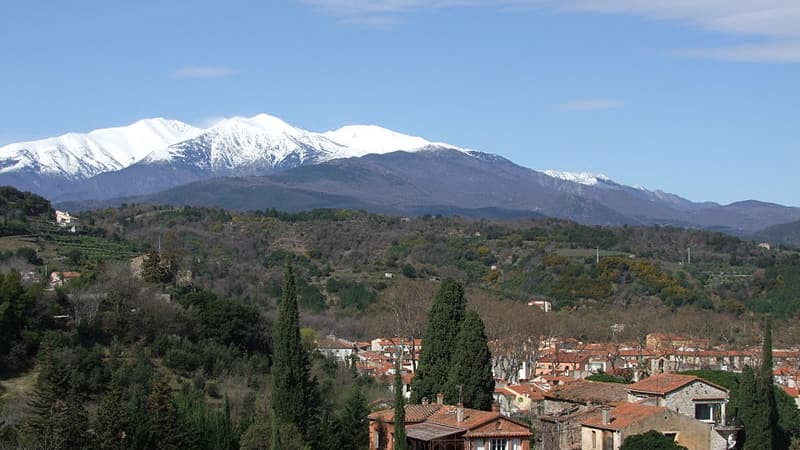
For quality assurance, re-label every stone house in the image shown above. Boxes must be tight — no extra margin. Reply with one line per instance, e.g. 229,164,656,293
538,381,630,450
368,397,532,450
580,402,730,450
626,373,729,424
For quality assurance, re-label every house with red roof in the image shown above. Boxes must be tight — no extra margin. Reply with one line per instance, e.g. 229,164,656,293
580,402,730,450
626,373,729,425
368,395,532,450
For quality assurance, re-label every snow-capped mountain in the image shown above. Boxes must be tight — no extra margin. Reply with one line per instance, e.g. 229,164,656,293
0,113,467,201
542,170,614,187
0,118,200,179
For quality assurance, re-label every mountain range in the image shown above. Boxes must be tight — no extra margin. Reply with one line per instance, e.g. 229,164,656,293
3,114,799,236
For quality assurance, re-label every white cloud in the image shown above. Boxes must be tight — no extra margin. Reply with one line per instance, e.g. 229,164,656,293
560,99,623,111
301,0,800,62
172,66,238,79
677,41,800,63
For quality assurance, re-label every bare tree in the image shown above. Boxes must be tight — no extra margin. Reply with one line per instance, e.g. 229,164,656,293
67,291,103,326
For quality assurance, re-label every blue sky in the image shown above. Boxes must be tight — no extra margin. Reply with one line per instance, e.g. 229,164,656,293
1,0,798,206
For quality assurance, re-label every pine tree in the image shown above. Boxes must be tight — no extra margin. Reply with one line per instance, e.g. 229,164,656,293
22,383,91,450
95,380,129,450
393,356,408,450
338,386,369,450
271,263,319,446
411,278,467,403
147,378,195,449
445,310,495,410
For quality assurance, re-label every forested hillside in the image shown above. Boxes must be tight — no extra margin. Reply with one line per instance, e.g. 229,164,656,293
1,199,799,448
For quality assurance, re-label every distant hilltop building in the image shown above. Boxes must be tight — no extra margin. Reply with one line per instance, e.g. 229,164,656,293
49,271,81,289
758,242,771,250
55,210,79,233
528,299,552,313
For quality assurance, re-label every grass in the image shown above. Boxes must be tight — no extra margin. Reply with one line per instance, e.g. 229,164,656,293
0,369,39,406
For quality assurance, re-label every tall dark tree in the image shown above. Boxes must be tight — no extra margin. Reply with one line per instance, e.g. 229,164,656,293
738,365,755,435
147,378,196,449
393,355,408,450
337,386,369,450
411,279,466,403
752,317,776,450
271,263,319,446
740,318,778,450
445,310,495,410
95,379,129,450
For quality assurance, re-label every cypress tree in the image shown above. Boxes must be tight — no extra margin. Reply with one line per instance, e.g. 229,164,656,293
271,263,319,446
738,365,755,435
753,317,776,450
445,310,495,410
393,356,408,450
411,279,467,403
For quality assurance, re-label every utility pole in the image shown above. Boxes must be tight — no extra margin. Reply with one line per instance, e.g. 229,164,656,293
596,248,600,264
687,247,691,265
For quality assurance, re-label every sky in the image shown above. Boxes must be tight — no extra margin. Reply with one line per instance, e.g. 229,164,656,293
1,0,798,206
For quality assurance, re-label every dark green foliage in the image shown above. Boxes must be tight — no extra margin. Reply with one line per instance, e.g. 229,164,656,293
336,282,377,310
393,357,408,450
298,279,328,313
147,377,198,449
22,369,91,449
196,299,265,352
271,264,319,445
739,366,756,434
680,369,740,414
15,247,43,265
401,263,417,278
620,430,688,450
0,271,41,373
95,379,129,450
336,386,369,450
142,250,174,283
175,387,240,450
412,278,467,404
585,373,632,384
445,310,495,410
738,319,778,450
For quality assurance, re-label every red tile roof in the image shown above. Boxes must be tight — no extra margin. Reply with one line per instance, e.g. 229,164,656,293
628,373,727,395
582,402,667,431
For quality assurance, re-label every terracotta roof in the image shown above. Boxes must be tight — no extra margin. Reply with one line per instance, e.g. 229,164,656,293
781,386,800,398
426,405,500,429
406,422,463,441
507,383,546,400
544,380,629,405
628,373,727,395
582,402,667,431
368,404,441,423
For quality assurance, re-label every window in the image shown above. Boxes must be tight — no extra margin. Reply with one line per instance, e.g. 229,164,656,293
695,403,720,422
490,439,508,450
592,430,597,449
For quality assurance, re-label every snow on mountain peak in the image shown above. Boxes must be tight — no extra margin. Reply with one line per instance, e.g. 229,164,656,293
0,113,463,180
543,170,613,186
322,125,435,156
0,118,199,178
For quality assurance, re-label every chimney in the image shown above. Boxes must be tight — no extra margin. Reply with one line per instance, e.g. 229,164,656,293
457,403,464,423
492,402,501,413
422,397,429,405
436,393,444,405
601,406,611,425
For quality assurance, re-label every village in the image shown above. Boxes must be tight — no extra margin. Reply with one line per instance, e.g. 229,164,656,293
317,330,800,450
